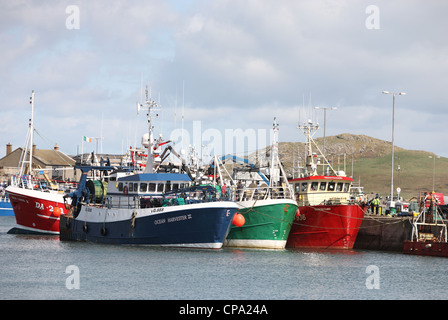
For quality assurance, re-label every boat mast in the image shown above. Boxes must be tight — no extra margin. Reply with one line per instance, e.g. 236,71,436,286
298,118,338,177
137,86,161,173
29,91,34,179
269,117,279,187
298,119,319,177
269,117,293,198
17,91,35,188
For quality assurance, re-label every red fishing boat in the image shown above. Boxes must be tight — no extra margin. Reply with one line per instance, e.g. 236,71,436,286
403,196,448,257
286,120,366,249
6,91,73,234
7,185,68,234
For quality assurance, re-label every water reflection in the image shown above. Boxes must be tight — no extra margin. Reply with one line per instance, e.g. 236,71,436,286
2,216,448,300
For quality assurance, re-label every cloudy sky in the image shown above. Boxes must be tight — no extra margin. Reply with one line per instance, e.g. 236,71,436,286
1,0,447,162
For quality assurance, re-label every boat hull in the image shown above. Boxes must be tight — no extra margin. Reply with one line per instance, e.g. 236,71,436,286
224,199,298,249
60,202,238,249
354,215,413,251
286,204,366,249
403,240,448,257
6,186,67,235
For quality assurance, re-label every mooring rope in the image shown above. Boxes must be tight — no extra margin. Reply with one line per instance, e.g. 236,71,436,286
236,200,410,231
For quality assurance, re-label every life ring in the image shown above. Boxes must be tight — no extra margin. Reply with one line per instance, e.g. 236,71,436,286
123,186,128,195
284,204,289,213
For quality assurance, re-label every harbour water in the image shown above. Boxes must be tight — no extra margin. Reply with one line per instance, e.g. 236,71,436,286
1,216,447,301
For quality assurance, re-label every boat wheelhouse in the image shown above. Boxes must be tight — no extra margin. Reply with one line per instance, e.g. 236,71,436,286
291,175,353,207
115,174,190,195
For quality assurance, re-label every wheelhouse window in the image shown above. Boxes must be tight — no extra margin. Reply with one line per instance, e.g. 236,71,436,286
129,183,138,192
311,182,318,191
148,183,156,192
336,182,343,192
328,182,335,191
140,183,147,192
319,182,327,191
117,182,123,192
294,183,300,192
344,183,350,192
157,183,164,192
301,182,308,192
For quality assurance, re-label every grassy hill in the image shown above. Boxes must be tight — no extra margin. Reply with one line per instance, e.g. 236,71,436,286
260,133,448,200
350,149,448,199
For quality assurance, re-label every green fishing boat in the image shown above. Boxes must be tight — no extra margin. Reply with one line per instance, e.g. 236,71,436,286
214,118,298,249
226,197,298,249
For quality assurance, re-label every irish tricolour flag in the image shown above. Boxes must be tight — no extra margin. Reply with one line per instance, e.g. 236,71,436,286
83,136,92,142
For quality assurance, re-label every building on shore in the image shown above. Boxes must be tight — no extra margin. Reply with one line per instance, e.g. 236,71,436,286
0,143,76,183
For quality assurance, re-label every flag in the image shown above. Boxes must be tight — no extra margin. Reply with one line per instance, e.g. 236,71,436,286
83,136,92,142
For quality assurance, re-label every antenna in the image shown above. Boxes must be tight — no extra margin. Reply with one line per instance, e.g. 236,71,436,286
140,72,143,106
174,87,178,130
137,85,161,173
100,113,104,153
181,80,185,153
137,74,144,115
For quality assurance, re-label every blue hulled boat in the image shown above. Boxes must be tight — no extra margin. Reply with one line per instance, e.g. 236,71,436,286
59,91,238,249
0,195,14,216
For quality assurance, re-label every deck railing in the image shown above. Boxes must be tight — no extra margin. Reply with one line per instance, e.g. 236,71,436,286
234,185,294,202
10,175,77,193
85,185,237,210
83,183,295,210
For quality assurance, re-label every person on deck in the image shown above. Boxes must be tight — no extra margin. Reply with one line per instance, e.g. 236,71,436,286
425,191,439,219
371,195,381,215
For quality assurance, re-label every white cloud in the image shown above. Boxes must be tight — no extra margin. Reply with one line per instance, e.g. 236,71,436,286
1,0,447,160
179,13,205,36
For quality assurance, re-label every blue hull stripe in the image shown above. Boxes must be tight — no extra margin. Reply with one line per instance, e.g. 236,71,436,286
61,206,237,248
